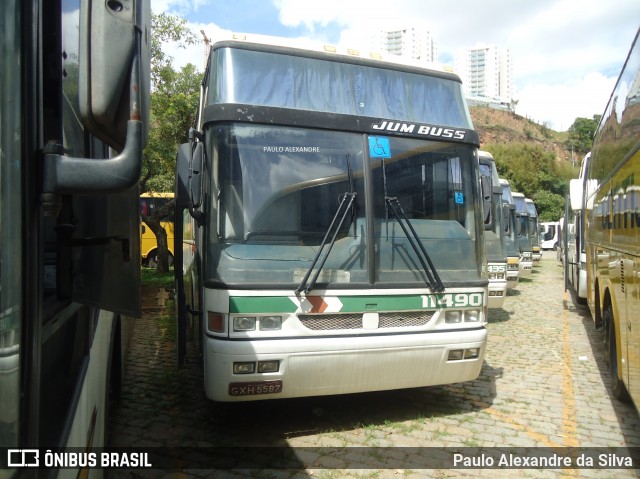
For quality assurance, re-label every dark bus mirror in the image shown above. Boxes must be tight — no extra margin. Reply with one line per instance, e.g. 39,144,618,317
480,176,492,229
190,143,204,209
175,143,192,209
79,0,150,151
502,204,511,233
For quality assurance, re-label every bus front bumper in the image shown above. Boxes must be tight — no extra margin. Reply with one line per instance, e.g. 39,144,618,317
203,328,487,402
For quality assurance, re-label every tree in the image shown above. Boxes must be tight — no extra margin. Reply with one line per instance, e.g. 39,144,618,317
532,190,565,222
566,115,601,155
141,13,202,272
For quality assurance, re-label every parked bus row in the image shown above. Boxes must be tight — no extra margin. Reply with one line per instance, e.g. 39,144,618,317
563,28,640,414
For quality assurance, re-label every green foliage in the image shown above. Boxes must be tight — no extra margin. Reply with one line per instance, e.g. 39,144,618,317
142,13,202,193
532,190,565,222
566,115,601,154
483,143,578,221
141,13,202,271
141,267,174,288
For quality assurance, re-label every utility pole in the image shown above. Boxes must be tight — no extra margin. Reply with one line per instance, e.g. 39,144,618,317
201,30,211,68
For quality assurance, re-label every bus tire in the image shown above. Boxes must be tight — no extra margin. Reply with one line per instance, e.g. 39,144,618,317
603,305,630,402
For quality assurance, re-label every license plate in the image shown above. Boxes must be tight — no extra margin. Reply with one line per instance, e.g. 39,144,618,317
229,380,283,396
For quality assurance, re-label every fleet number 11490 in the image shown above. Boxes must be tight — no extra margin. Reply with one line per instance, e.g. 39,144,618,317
421,293,483,309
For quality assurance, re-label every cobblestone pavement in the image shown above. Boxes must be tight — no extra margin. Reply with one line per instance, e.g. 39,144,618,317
108,252,640,478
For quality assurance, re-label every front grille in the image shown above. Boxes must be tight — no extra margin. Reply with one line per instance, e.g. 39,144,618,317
378,311,434,328
298,311,434,331
298,313,362,330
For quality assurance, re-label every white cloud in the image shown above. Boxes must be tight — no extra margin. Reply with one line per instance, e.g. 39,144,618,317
516,72,616,130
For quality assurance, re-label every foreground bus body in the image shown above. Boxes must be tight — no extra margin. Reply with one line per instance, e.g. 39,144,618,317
512,192,533,276
177,34,488,402
584,28,640,412
479,151,508,308
499,179,520,288
1,0,149,476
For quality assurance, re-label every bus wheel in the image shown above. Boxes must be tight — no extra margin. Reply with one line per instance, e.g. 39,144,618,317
603,306,630,402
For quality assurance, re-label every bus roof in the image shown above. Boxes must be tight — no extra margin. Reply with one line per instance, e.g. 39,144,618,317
210,32,457,78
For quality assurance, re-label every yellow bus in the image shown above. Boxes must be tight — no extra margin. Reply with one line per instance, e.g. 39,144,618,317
140,192,175,267
584,27,640,410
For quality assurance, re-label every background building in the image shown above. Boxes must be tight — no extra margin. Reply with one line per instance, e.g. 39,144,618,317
454,44,513,108
371,26,439,63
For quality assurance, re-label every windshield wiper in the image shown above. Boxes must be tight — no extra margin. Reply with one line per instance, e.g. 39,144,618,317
385,196,445,293
296,191,356,294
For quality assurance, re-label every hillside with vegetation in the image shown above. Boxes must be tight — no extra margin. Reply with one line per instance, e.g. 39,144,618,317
469,106,588,221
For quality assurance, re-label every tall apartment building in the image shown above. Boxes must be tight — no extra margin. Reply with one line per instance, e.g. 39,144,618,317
454,44,513,106
371,26,439,63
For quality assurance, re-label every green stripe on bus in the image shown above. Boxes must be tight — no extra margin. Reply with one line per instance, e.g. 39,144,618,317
229,295,425,314
338,295,424,312
229,296,298,314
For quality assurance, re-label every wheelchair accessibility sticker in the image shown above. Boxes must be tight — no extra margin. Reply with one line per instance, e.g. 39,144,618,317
369,136,391,158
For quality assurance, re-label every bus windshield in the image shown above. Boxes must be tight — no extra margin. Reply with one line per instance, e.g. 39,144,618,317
206,46,473,128
206,123,480,287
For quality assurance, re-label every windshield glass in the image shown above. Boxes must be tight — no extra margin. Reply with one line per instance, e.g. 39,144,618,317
501,182,514,204
207,47,473,128
205,124,480,287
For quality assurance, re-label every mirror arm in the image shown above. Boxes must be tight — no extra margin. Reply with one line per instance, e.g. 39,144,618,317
42,34,144,216
188,205,204,226
189,127,204,143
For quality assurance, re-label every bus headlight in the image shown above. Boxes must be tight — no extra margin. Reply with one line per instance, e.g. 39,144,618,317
257,360,280,373
464,348,480,359
465,310,480,322
260,316,282,331
233,316,256,331
233,362,255,374
445,311,462,323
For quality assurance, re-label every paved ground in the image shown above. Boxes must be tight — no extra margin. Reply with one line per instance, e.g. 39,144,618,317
107,252,640,478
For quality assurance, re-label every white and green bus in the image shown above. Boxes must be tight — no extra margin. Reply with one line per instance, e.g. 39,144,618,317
511,191,533,276
175,34,488,402
499,179,521,288
479,151,508,308
525,198,542,261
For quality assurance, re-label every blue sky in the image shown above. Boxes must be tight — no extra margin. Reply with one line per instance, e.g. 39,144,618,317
151,0,640,132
